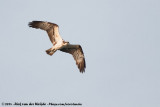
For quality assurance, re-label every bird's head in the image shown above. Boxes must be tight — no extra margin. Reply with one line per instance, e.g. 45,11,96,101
66,41,70,44
63,41,70,45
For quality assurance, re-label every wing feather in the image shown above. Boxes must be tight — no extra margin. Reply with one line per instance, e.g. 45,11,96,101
28,21,60,44
60,45,86,73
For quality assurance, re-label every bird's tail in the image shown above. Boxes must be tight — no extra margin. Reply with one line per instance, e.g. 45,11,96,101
46,48,57,56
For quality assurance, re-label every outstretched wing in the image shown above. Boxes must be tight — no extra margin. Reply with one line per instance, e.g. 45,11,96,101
28,21,62,45
60,45,86,73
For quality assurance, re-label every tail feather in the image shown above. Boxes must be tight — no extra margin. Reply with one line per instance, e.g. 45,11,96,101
46,48,57,56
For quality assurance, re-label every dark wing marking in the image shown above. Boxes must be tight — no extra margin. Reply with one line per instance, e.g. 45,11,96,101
60,45,86,73
28,21,59,44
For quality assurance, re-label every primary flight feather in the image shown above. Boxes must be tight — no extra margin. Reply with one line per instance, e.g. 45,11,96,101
28,21,86,73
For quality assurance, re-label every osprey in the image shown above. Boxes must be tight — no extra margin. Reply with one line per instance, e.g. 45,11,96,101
28,21,86,73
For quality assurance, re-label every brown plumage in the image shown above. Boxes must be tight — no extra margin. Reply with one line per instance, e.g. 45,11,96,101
28,21,59,45
28,21,86,73
60,45,86,73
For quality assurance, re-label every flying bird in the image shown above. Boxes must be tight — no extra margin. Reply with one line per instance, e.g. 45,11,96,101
28,21,86,73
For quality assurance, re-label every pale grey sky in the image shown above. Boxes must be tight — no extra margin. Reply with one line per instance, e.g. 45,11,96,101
0,0,160,107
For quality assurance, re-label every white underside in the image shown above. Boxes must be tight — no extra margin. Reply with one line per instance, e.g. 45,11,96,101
50,26,66,50
51,34,64,50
